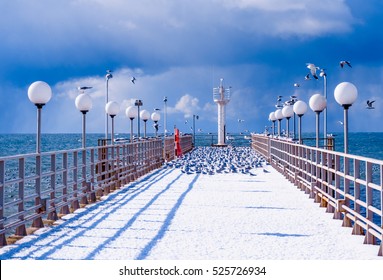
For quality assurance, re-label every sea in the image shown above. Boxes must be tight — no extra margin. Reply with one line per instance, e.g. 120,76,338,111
0,132,383,159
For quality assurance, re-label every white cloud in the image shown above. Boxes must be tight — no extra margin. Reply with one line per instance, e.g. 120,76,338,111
218,0,354,36
174,94,200,118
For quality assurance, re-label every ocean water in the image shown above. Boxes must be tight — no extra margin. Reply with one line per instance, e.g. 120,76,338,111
0,132,383,159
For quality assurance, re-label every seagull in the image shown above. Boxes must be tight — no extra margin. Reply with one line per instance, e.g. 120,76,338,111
131,77,136,84
340,61,352,68
304,73,311,80
154,108,161,111
77,86,92,91
306,63,319,79
366,100,375,109
319,69,326,77
106,69,113,80
275,96,283,109
337,120,344,126
294,83,300,87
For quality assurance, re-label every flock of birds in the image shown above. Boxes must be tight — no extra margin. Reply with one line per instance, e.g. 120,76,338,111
293,60,376,110
304,60,351,81
164,147,269,176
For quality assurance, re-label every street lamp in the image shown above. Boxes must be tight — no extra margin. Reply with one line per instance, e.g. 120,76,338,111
151,111,161,137
27,81,52,153
334,82,358,153
134,99,143,138
105,70,113,140
105,101,120,144
163,96,168,137
193,114,199,146
309,94,327,148
282,105,294,138
140,109,150,138
320,69,328,147
275,109,284,137
75,92,92,149
125,105,138,142
268,112,277,137
293,100,308,144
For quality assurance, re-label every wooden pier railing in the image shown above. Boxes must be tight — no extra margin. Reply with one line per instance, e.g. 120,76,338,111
0,135,192,246
251,134,383,256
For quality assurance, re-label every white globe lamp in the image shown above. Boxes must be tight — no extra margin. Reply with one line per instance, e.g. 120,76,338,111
293,100,308,144
309,94,327,148
28,81,52,153
140,109,151,138
334,82,358,153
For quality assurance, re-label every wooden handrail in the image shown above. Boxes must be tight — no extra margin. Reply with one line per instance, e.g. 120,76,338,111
251,133,383,256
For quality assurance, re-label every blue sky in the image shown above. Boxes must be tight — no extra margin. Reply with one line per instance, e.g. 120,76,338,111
1,0,383,134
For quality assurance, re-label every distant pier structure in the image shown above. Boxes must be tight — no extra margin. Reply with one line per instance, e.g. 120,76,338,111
213,78,231,146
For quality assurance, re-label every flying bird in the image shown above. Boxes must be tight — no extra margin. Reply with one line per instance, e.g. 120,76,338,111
306,63,319,79
294,83,300,87
366,100,375,109
337,120,344,126
105,69,113,80
304,73,311,81
319,69,326,77
275,96,283,108
340,61,352,68
131,77,136,84
77,86,92,92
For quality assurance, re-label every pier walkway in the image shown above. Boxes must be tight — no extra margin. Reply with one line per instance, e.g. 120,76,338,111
0,149,381,260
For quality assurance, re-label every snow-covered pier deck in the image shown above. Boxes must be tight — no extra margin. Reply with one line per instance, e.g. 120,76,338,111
0,146,381,260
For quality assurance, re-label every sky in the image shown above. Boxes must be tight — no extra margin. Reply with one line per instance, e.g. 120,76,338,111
1,0,383,135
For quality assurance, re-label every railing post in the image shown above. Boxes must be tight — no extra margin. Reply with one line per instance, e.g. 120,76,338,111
71,151,80,211
364,161,375,244
32,154,44,228
61,152,70,215
0,160,6,246
47,154,58,221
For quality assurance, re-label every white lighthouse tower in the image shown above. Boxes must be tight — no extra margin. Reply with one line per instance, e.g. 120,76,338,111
213,78,231,146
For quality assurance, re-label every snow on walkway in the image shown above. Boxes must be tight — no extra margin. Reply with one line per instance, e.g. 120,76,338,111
0,148,381,260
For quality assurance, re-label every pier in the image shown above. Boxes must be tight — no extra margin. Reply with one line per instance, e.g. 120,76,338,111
0,134,382,259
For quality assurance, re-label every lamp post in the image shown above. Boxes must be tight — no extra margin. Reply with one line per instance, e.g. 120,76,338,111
268,112,276,137
105,101,120,144
334,82,358,154
27,81,52,153
75,92,93,149
105,70,113,140
151,111,161,137
163,96,167,137
275,109,284,137
293,100,308,144
282,105,294,138
320,69,327,147
193,114,199,146
126,106,138,142
309,94,327,148
140,109,150,138
135,99,143,138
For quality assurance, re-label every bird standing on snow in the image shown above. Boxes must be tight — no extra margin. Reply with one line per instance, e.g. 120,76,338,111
306,63,319,79
340,61,352,68
366,100,375,109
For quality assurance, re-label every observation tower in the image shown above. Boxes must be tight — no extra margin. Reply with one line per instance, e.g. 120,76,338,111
213,78,231,146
